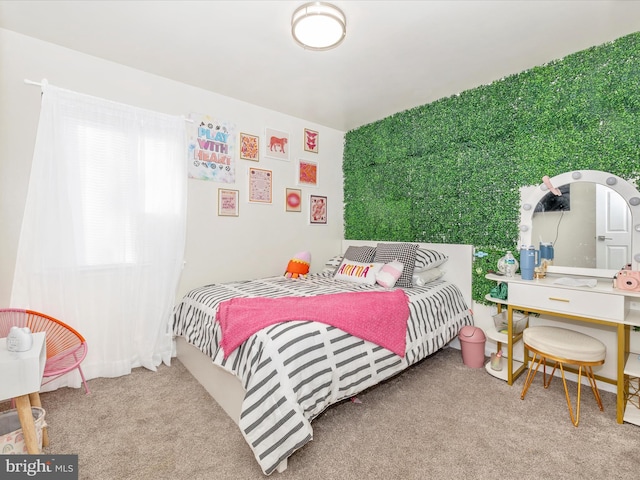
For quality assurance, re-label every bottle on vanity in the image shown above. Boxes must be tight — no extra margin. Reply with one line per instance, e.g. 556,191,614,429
503,251,516,277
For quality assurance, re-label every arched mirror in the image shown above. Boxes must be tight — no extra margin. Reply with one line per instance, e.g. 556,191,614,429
519,170,640,277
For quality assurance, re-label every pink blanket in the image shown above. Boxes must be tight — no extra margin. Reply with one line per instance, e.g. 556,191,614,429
216,289,410,359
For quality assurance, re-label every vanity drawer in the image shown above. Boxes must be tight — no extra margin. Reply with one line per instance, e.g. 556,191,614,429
508,283,624,322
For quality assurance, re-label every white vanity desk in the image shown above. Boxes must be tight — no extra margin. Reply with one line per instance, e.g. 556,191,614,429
485,272,640,425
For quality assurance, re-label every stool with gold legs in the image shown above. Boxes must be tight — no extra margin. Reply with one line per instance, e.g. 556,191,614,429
520,326,606,427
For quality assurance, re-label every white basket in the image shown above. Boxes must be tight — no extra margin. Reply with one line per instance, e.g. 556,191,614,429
492,311,528,334
0,407,46,454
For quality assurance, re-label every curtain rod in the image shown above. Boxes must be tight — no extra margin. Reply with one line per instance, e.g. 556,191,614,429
24,78,47,87
24,78,194,123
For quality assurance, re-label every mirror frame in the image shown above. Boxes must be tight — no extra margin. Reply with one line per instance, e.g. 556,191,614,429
519,170,640,278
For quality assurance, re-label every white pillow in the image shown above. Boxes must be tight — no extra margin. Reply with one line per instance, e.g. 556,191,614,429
376,260,404,288
334,259,385,285
412,267,445,286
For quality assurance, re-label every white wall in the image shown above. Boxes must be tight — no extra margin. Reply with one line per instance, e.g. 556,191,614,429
0,29,345,305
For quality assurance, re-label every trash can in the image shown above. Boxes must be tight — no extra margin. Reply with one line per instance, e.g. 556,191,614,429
459,326,486,368
0,407,46,454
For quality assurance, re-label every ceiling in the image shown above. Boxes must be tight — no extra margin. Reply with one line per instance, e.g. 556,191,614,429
1,1,639,131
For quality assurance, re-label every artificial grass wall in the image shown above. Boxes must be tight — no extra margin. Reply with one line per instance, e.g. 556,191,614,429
343,32,640,303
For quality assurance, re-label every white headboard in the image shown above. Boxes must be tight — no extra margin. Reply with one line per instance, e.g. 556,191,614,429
341,240,474,307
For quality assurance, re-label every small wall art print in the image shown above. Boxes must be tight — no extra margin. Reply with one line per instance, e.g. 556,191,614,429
265,127,289,161
309,195,327,224
285,188,302,212
239,132,259,161
304,128,318,153
188,113,236,183
218,189,239,216
249,167,273,204
297,159,318,187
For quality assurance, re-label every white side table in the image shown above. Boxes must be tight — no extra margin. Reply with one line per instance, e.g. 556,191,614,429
0,332,47,453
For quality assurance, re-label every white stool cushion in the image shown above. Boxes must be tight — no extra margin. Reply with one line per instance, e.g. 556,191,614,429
523,326,606,363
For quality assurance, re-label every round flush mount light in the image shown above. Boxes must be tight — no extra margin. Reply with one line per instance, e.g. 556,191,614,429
292,2,346,51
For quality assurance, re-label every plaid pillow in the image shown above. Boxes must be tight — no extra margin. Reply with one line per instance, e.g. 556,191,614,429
414,248,448,273
373,243,418,288
343,245,376,263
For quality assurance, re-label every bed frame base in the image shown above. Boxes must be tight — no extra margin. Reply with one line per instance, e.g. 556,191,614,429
175,337,288,473
176,337,243,424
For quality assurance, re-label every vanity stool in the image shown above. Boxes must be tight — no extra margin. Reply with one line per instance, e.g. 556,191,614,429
520,326,606,426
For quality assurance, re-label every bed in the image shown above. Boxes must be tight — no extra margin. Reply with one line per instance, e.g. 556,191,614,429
172,240,474,475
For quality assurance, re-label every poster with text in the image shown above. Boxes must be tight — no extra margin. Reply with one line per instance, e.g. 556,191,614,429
188,114,236,182
218,189,239,216
249,167,273,203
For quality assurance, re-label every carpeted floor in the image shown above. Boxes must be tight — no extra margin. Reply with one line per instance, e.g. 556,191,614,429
3,347,640,479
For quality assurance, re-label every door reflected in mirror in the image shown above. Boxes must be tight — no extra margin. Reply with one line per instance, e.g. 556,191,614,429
532,182,631,269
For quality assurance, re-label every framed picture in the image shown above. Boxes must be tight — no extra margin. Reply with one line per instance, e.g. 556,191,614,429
239,132,259,161
265,127,290,161
309,195,327,224
304,128,318,153
285,188,302,212
249,167,273,203
218,189,239,216
297,159,318,187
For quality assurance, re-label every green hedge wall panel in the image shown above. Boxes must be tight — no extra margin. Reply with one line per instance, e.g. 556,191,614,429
344,32,640,303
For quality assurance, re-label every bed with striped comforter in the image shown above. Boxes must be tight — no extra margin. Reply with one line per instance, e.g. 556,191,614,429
172,271,473,475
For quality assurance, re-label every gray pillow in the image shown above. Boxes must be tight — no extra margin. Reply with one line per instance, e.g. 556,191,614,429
343,245,376,263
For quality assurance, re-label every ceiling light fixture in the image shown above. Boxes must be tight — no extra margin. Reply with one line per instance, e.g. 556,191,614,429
291,2,346,51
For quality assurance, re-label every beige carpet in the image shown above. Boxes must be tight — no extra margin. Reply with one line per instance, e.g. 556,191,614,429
2,347,640,479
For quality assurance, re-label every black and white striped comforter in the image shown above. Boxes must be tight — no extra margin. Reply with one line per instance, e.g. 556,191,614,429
172,272,473,475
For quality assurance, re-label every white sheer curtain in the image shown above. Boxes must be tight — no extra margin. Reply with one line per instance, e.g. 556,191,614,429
12,82,187,389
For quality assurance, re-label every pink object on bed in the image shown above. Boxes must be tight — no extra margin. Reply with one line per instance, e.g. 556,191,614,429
217,289,410,358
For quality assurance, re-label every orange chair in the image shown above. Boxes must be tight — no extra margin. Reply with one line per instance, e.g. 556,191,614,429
0,308,90,394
